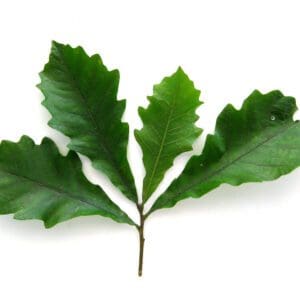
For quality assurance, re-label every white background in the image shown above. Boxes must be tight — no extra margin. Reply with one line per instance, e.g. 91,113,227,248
0,0,300,299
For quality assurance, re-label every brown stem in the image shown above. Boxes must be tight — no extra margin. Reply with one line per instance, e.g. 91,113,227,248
137,204,145,277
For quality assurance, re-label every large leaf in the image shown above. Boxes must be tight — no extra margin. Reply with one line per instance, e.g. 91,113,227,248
38,41,137,202
150,90,300,212
135,67,202,202
0,136,135,228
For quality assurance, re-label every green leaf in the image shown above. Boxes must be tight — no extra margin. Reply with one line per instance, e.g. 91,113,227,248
150,90,300,212
38,41,137,202
0,136,135,228
135,67,202,202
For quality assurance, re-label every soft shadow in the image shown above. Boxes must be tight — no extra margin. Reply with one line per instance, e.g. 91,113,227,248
147,169,300,221
0,214,133,241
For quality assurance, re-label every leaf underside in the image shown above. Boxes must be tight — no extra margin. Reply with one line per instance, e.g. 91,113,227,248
0,136,135,228
38,41,137,202
135,67,202,202
150,90,300,212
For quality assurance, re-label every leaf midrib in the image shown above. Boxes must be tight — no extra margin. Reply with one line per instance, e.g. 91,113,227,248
0,169,117,216
143,82,180,201
156,121,299,207
55,46,135,200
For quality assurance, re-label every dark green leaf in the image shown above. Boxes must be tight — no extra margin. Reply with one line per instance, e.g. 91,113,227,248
150,90,300,212
135,68,202,202
0,136,135,228
38,41,137,202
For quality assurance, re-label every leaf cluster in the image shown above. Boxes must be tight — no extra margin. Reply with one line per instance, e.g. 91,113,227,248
1,41,300,275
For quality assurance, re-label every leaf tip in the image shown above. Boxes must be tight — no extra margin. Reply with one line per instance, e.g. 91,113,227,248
175,66,187,77
51,40,63,49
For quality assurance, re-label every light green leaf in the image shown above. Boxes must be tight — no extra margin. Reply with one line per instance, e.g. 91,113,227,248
0,136,135,228
150,90,300,212
135,68,202,202
38,41,137,202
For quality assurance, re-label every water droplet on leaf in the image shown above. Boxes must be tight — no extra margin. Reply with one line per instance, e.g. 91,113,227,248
270,115,276,121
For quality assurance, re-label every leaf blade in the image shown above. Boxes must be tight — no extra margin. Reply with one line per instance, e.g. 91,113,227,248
0,136,135,228
135,68,202,202
150,90,300,212
38,41,137,202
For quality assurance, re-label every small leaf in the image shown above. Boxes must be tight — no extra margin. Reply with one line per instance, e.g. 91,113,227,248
150,90,300,212
0,136,135,228
135,68,202,202
38,41,137,202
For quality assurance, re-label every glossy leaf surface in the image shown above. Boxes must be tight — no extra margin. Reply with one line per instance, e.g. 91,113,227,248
150,90,300,212
0,136,135,228
135,68,202,202
38,41,137,202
